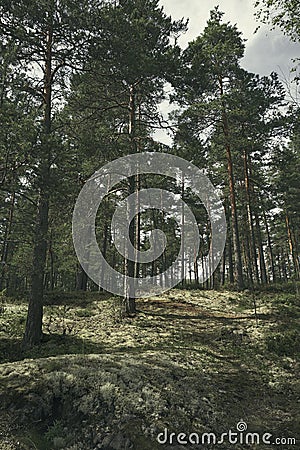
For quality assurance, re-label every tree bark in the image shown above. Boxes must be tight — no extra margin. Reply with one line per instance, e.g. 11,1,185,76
23,21,53,347
181,172,185,285
221,243,226,286
224,198,234,284
285,210,300,279
244,148,259,284
123,84,137,316
76,264,88,291
219,77,244,289
254,209,268,284
0,191,15,291
261,198,276,282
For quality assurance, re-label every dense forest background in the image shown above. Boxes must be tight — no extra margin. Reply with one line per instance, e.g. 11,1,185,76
0,0,299,348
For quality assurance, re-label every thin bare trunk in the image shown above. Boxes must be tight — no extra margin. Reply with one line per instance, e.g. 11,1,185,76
254,209,268,284
224,198,234,284
48,230,55,291
124,84,137,315
261,201,276,282
219,77,244,289
181,173,185,285
221,244,226,286
285,210,300,279
0,192,15,291
244,148,259,283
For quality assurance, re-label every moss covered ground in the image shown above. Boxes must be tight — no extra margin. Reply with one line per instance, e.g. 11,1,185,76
0,288,299,449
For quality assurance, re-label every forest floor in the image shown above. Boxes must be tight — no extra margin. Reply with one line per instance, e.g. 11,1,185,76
0,287,299,449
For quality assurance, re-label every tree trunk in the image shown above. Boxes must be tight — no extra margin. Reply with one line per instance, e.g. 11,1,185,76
219,77,244,289
134,173,141,280
226,148,244,289
254,209,268,284
261,199,276,282
224,197,235,285
285,210,300,279
76,264,88,291
24,193,49,345
181,172,185,285
194,247,199,286
280,247,288,282
221,243,226,286
99,219,109,292
244,231,253,286
244,148,259,284
23,22,53,347
48,229,55,291
0,191,15,291
123,84,137,316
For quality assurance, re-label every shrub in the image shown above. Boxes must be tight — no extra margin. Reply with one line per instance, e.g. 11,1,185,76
266,329,300,356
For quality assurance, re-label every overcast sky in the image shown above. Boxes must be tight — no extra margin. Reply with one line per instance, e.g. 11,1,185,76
155,0,299,144
160,0,299,75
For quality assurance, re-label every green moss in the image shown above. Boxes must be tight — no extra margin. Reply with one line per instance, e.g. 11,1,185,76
0,288,299,448
266,328,300,356
16,428,53,450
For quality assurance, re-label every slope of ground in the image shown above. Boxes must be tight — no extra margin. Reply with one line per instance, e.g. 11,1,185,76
0,288,299,449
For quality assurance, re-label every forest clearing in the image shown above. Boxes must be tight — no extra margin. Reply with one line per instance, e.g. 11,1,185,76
0,287,299,449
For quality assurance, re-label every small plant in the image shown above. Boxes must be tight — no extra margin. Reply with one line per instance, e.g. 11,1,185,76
0,289,7,314
45,305,78,336
45,420,70,449
266,329,300,356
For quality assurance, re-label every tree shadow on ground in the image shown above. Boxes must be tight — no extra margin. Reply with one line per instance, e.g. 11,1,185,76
0,333,106,364
1,349,298,450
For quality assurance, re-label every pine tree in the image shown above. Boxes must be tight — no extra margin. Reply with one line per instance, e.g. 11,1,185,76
173,8,246,289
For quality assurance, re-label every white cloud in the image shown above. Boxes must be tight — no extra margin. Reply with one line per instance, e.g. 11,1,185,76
160,0,257,47
159,0,298,76
154,0,299,145
242,28,299,76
